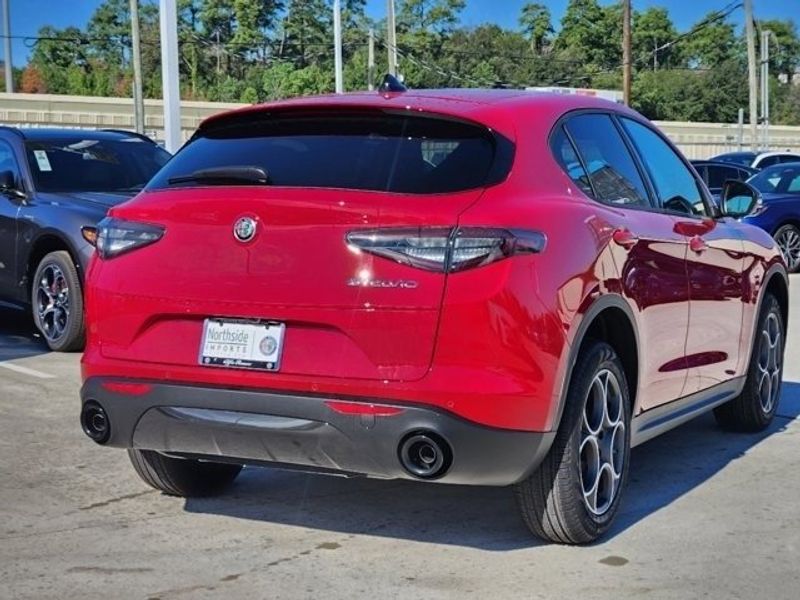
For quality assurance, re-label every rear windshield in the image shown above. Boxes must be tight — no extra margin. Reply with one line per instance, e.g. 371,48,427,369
26,138,171,193
147,113,509,194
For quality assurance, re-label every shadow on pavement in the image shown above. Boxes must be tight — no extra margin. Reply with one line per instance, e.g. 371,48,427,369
0,307,49,361
184,381,800,550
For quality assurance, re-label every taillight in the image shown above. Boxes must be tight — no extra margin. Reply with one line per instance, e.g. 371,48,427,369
346,227,545,272
95,217,165,259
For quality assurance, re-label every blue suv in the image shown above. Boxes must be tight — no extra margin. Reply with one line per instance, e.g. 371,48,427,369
740,163,800,273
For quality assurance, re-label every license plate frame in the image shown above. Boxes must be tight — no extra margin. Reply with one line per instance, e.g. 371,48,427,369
199,319,285,372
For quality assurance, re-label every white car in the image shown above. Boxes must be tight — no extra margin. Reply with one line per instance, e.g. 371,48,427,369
712,150,800,170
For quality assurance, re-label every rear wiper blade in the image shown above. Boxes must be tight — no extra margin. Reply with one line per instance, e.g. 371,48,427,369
168,166,269,185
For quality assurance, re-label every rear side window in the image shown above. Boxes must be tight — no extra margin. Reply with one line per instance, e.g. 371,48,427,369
563,114,649,207
550,125,592,196
620,118,704,215
148,113,510,194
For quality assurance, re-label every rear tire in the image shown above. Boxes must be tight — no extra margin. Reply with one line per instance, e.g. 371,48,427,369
128,449,242,497
714,294,784,432
514,340,631,544
31,250,85,352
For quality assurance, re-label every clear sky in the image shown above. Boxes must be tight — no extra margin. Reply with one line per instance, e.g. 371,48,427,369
0,0,793,67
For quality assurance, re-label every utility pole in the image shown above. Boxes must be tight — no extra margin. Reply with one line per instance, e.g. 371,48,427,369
159,0,181,153
737,107,745,151
367,28,375,91
653,37,658,71
622,0,631,106
333,0,343,93
745,0,758,151
386,0,397,77
760,29,770,150
1,0,12,93
215,30,221,76
130,0,145,134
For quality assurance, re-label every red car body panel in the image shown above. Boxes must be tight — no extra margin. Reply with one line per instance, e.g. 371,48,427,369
82,90,786,441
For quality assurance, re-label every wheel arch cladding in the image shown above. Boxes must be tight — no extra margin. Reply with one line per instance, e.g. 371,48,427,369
554,295,639,430
581,306,639,413
764,271,789,331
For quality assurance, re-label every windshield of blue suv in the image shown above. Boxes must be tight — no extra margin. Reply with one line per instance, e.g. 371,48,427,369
25,138,171,193
748,164,800,194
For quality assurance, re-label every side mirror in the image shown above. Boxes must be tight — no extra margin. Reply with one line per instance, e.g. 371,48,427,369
721,179,760,218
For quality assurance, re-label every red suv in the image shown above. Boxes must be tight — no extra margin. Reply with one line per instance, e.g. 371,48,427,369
80,90,788,544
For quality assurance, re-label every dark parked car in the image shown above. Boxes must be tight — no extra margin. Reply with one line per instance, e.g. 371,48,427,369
0,127,170,350
711,150,800,170
737,162,800,272
691,160,756,199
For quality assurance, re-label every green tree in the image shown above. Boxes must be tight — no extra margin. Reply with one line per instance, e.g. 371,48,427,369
759,19,800,83
554,0,620,70
632,7,683,70
683,11,737,68
398,0,465,36
519,3,553,53
29,25,90,94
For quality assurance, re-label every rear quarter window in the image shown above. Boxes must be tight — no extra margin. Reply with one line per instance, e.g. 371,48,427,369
148,113,513,195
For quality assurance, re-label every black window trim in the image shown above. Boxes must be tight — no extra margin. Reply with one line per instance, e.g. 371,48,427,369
553,109,658,212
553,123,598,199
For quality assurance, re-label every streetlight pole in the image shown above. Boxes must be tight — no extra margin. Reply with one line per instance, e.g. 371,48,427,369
159,0,181,153
745,0,758,151
386,0,397,77
622,0,631,106
2,0,12,93
130,0,145,133
333,0,343,93
760,29,770,150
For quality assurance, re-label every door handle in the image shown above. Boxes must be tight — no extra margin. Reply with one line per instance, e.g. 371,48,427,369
689,236,707,253
612,228,638,249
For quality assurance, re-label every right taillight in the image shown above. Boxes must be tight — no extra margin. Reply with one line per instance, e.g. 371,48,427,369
95,217,165,259
346,227,546,272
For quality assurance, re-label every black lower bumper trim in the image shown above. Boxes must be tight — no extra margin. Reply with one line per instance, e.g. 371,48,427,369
80,378,555,486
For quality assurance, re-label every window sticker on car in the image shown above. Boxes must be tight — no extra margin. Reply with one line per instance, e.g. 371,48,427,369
33,150,52,172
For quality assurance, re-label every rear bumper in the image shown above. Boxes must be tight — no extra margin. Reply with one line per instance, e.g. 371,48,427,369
80,378,555,486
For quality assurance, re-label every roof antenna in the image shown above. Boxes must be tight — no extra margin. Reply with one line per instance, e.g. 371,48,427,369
379,74,407,94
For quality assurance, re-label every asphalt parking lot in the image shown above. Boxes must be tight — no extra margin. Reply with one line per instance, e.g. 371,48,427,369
1,278,799,600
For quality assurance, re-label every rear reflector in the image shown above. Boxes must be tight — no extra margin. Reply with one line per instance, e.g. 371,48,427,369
101,381,153,396
346,227,545,272
325,400,405,416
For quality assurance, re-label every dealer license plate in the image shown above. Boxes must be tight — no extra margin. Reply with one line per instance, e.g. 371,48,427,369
199,319,285,371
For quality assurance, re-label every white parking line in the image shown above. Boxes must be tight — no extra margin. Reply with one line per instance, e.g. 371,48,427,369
0,362,56,380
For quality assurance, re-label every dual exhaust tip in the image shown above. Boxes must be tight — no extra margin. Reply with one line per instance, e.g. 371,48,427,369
398,431,452,480
81,400,110,444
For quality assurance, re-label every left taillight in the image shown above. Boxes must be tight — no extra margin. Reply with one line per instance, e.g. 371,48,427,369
94,217,165,260
346,227,546,272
